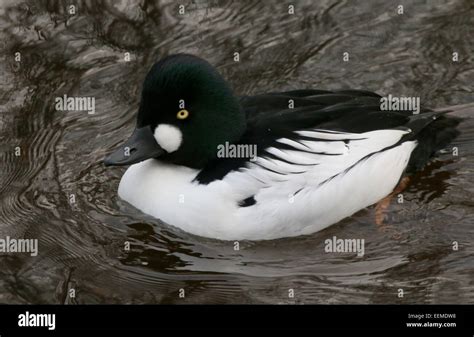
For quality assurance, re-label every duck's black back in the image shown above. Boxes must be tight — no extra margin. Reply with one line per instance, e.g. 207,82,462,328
195,89,460,184
240,89,461,173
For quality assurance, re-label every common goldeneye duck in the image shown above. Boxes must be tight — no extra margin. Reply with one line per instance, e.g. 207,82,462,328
104,54,460,240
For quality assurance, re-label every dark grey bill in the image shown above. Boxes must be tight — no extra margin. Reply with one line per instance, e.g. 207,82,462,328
104,126,165,166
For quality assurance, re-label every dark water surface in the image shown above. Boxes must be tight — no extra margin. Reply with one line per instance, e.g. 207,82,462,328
0,0,473,304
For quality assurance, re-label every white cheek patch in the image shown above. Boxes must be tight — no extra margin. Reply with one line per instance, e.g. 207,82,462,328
153,124,183,153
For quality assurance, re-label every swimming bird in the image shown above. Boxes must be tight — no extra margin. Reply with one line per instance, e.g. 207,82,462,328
104,54,460,240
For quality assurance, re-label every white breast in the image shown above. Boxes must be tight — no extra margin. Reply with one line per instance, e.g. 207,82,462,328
118,160,241,239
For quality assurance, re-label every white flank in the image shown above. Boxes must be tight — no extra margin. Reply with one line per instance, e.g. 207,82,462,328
119,128,418,240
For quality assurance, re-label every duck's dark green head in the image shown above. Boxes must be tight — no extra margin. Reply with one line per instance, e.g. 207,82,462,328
104,54,246,168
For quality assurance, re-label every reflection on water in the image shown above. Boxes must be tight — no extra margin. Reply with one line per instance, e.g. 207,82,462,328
0,0,473,304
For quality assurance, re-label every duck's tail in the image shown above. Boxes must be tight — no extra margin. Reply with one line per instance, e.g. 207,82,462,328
403,110,462,172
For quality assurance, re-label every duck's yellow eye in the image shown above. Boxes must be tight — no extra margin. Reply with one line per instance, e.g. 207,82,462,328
177,109,189,120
